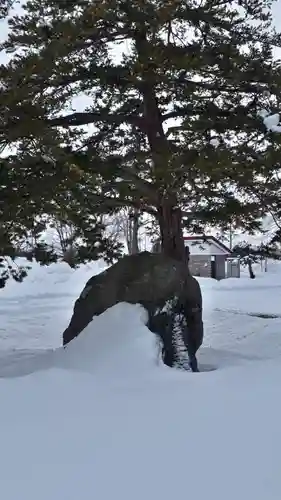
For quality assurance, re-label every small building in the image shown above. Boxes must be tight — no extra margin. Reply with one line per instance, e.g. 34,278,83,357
184,235,234,280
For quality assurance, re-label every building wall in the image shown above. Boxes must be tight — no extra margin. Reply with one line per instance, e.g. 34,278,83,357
189,254,227,279
215,254,226,280
151,239,229,279
189,255,212,278
226,258,240,278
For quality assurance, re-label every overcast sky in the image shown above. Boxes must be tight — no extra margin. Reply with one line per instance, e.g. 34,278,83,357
272,0,281,29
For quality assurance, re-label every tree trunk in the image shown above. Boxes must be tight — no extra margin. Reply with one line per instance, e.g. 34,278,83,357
247,259,255,279
158,199,186,262
135,30,186,263
128,208,140,254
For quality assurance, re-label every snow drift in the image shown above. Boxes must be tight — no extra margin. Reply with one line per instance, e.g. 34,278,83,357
59,302,162,379
1,260,281,499
1,346,281,500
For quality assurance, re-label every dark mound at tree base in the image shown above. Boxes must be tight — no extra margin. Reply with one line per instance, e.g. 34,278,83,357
62,252,204,370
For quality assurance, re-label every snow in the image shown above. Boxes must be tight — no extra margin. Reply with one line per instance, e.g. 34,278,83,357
263,112,281,132
210,137,220,147
259,108,281,132
0,259,107,349
1,259,281,499
41,153,56,165
60,303,158,378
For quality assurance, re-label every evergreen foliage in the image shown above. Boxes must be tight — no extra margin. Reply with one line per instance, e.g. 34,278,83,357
1,0,281,282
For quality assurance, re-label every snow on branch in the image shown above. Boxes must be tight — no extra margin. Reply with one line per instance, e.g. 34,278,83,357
258,109,281,133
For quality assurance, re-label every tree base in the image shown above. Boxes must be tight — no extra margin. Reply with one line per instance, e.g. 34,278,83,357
62,252,204,370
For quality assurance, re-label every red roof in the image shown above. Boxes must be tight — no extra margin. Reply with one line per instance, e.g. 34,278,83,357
183,235,232,254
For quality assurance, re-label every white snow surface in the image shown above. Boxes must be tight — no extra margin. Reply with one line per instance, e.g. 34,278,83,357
263,112,281,132
1,259,281,499
259,108,281,132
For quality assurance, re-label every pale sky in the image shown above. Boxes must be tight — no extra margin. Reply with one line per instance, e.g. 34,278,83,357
272,0,281,29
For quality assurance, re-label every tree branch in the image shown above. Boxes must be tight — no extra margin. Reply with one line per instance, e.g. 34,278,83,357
118,166,158,203
46,111,143,128
162,103,257,123
175,75,268,95
87,193,157,216
0,111,144,138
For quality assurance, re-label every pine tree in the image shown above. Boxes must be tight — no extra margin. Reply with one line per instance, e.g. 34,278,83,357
232,240,281,278
0,0,13,19
1,0,281,263
0,148,123,260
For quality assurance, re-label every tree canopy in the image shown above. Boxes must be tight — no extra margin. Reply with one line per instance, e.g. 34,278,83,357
1,0,281,270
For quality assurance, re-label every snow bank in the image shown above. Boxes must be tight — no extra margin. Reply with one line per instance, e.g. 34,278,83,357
0,259,107,349
2,259,281,499
58,302,161,379
196,261,281,316
0,302,163,379
1,258,107,299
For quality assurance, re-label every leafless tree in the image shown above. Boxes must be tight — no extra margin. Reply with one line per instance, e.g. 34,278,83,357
48,219,78,267
103,208,141,255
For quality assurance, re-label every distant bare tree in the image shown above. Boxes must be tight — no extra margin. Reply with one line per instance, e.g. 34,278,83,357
103,208,141,255
48,219,78,266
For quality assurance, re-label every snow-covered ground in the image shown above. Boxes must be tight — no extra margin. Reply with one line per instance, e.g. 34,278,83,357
1,259,281,500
